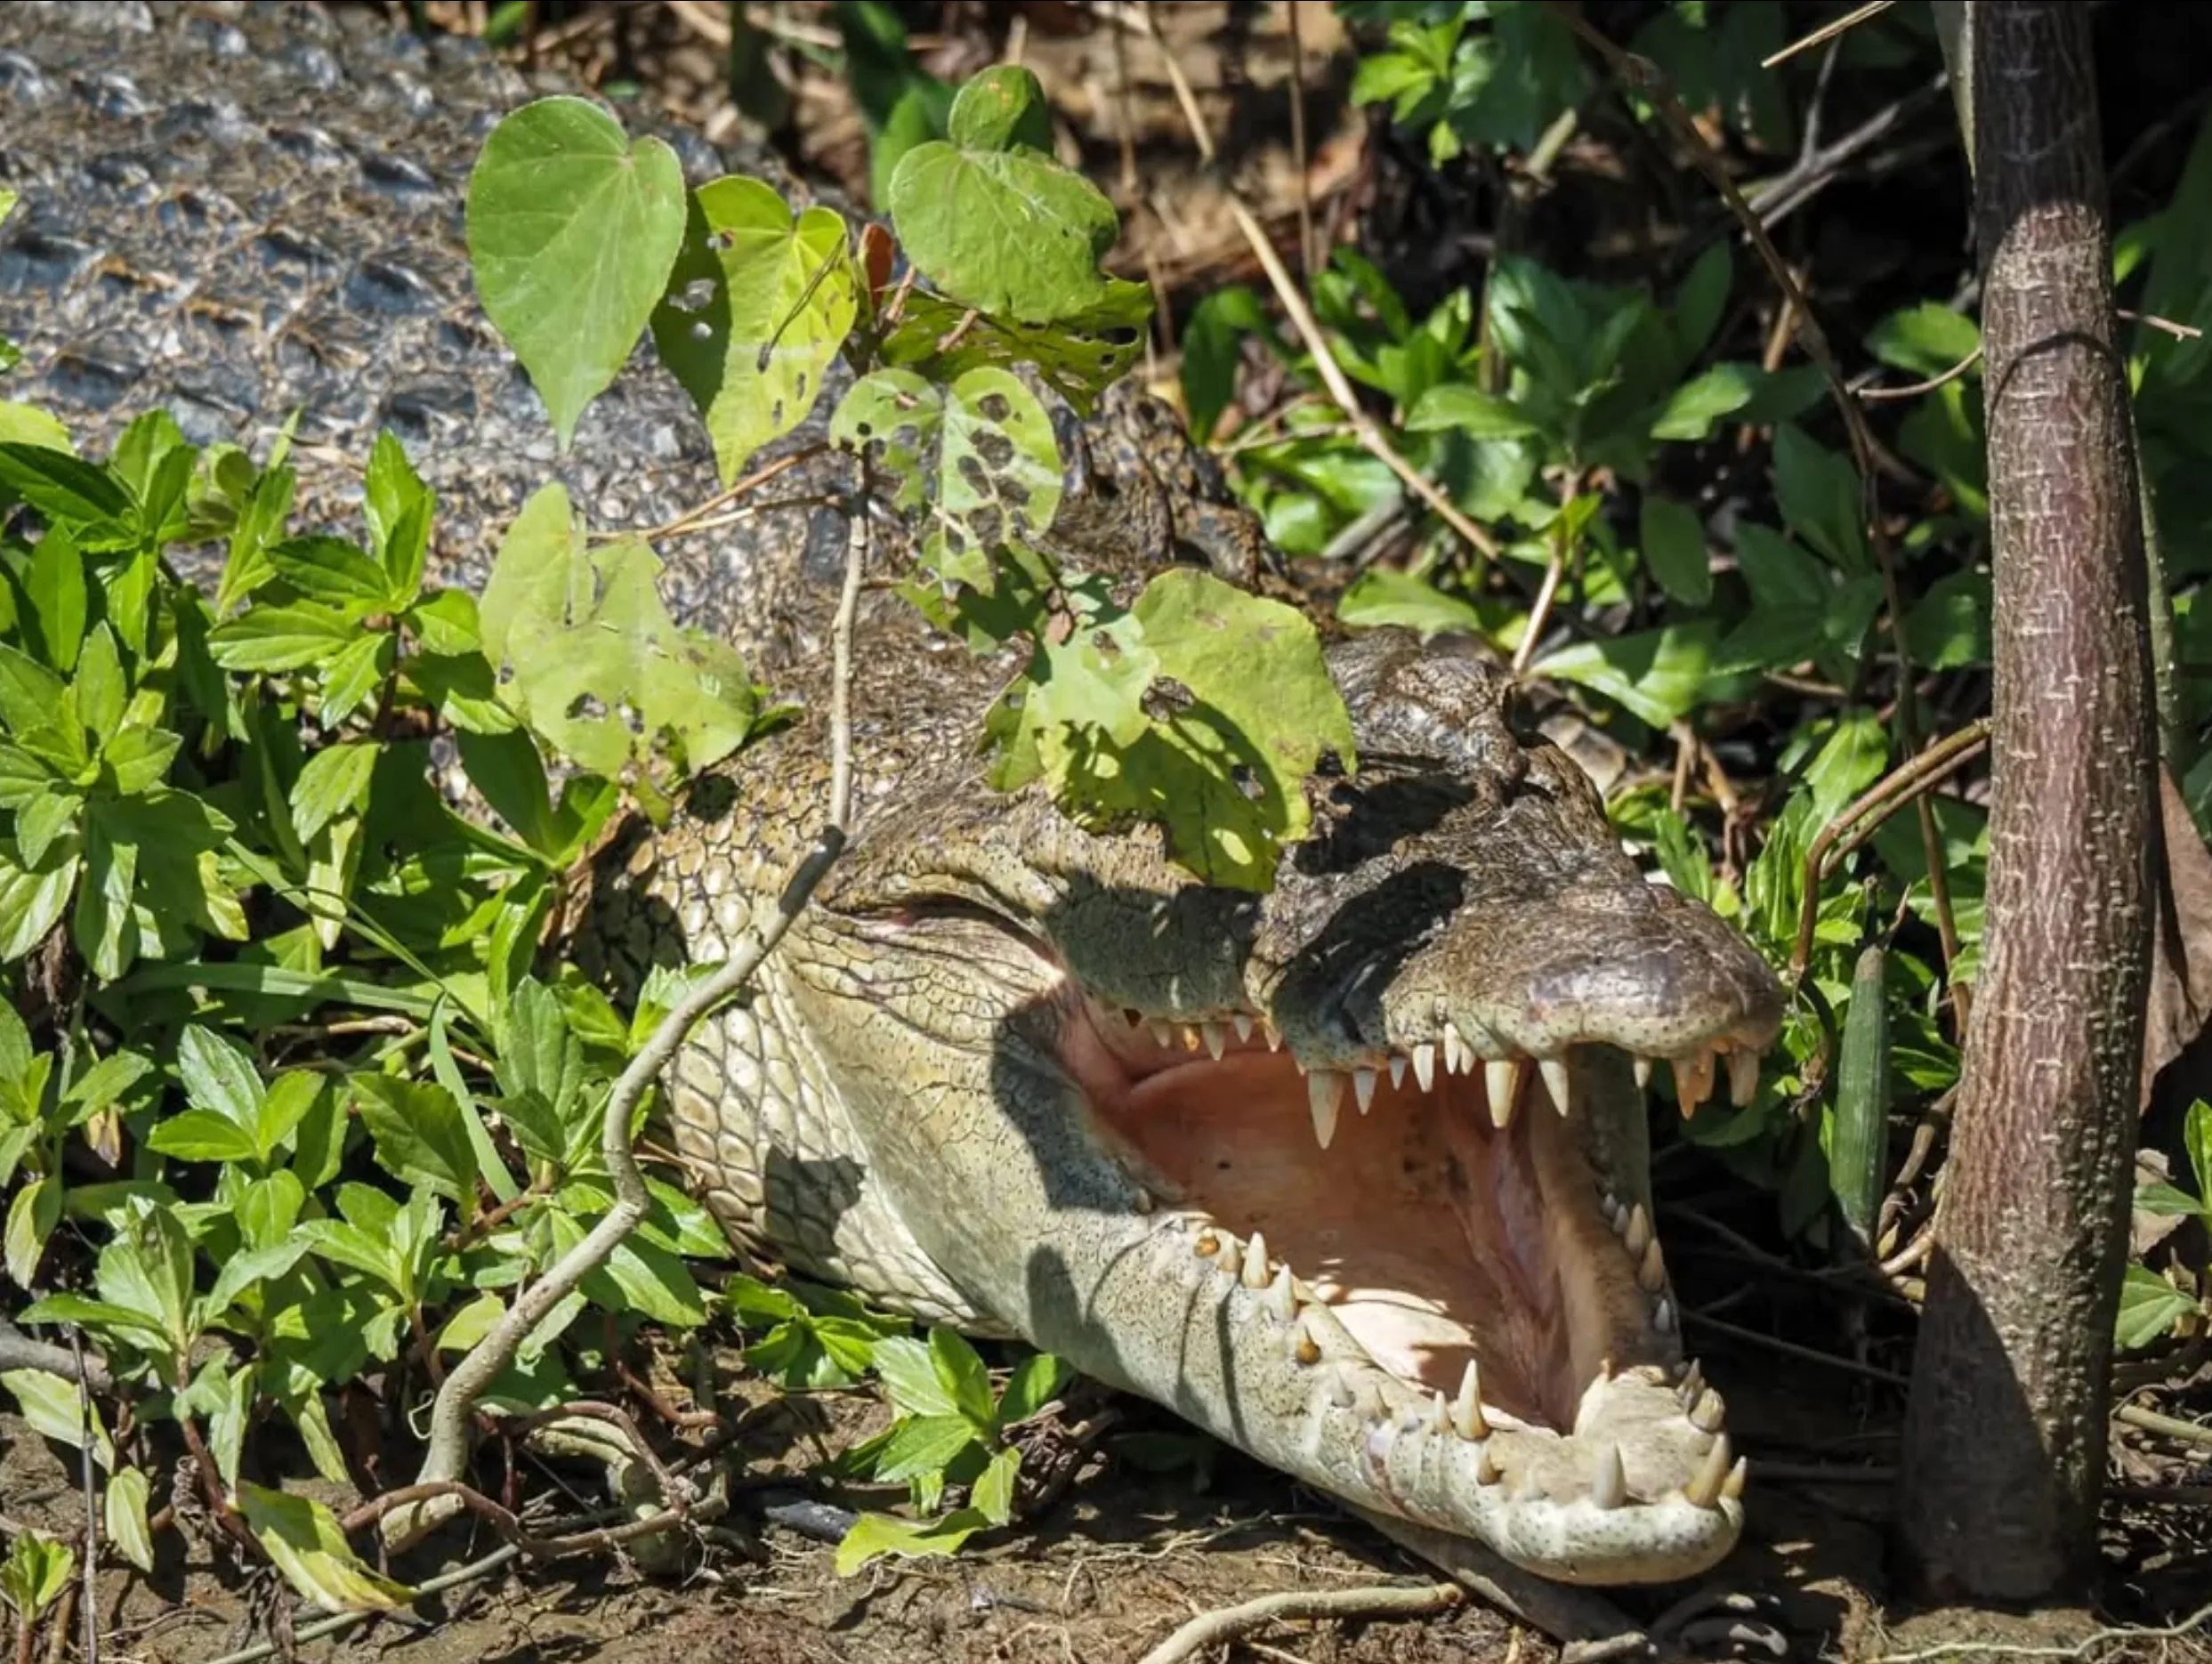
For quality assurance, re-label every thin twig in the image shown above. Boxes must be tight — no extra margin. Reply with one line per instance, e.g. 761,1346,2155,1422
65,1329,99,1664
1682,1311,1911,1386
623,447,823,543
1128,2,1503,567
392,476,871,1547
1868,1603,2212,1664
1859,347,1984,402
2116,1402,2212,1448
1761,1,1895,70
194,1543,524,1664
1512,467,1582,675
1136,1581,1465,1664
2119,309,2206,342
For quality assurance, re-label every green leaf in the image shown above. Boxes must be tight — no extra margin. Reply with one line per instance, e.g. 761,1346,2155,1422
4,1174,59,1288
947,64,1054,152
0,441,131,524
886,133,1120,324
1335,568,1490,640
318,632,394,728
365,431,433,605
476,484,762,779
0,403,71,451
233,1482,414,1613
0,837,80,964
928,1324,997,1431
872,1336,959,1418
647,174,857,485
2,1369,109,1470
0,1528,75,1618
1671,242,1733,366
2187,1097,2212,1202
143,1110,263,1165
1771,425,1866,572
1903,570,1991,671
1533,622,1727,729
970,1444,1020,1526
879,284,1152,414
465,96,688,448
1179,287,1278,440
1650,362,1759,441
0,644,66,737
351,1075,480,1211
290,741,379,846
26,524,88,673
176,1024,263,1131
2135,1181,2208,1218
1403,384,1541,439
71,812,137,980
868,1413,981,1485
996,1350,1070,1426
834,1506,990,1576
206,602,357,673
989,569,1357,890
105,1466,157,1573
101,724,182,796
98,1199,197,1357
1866,302,1982,380
264,537,392,608
2114,1264,2199,1350
1639,495,1712,607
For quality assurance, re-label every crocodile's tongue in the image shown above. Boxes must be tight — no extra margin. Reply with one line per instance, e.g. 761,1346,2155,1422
1061,997,1655,1433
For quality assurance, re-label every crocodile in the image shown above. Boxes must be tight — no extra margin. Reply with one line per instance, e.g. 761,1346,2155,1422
0,0,1786,1603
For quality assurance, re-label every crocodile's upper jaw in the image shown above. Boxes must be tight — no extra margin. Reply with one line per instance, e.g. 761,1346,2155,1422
738,631,1786,1586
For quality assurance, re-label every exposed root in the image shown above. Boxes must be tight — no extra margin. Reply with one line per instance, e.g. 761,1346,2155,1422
1133,1579,1464,1664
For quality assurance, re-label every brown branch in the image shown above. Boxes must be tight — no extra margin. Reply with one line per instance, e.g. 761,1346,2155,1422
1135,1582,1464,1664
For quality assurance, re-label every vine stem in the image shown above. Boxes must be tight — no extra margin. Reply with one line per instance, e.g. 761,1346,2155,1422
386,481,869,1549
1119,1,1503,567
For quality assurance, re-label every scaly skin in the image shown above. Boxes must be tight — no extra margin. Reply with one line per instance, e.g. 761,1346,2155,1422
3,0,1786,1589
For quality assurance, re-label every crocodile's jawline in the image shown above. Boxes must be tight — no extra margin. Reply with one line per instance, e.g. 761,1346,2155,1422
0,0,1788,1593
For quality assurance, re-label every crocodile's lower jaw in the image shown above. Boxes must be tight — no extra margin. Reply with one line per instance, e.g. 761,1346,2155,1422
1048,985,1748,1586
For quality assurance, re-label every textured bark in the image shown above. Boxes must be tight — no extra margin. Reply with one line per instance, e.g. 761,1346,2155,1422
1895,2,2156,1600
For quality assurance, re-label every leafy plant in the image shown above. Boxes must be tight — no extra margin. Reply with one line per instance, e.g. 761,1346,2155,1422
2122,1100,2212,1349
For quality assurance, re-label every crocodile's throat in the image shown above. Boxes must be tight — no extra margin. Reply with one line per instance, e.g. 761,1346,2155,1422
1069,995,1645,1435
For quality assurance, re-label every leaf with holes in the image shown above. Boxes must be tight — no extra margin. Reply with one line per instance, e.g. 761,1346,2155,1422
466,96,687,448
649,174,858,485
831,367,1062,590
881,283,1152,414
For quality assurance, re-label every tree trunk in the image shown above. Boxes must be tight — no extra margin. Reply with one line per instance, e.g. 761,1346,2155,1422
1894,1,2157,1600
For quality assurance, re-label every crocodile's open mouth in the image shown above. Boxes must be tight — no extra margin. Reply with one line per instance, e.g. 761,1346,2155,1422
1056,984,1756,1531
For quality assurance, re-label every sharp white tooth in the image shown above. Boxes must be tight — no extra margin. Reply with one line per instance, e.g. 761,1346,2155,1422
1475,1443,1501,1485
1325,1367,1355,1409
1263,1019,1282,1052
1593,1443,1627,1510
1685,1433,1732,1507
1690,1387,1725,1434
1266,1264,1296,1322
1427,1392,1449,1435
1654,1296,1675,1335
1307,1070,1344,1149
1484,1058,1522,1129
1678,1361,1705,1407
1232,1011,1254,1043
1216,1235,1242,1281
1452,1361,1489,1441
1443,1022,1467,1075
1673,1049,1716,1115
1723,1455,1748,1501
1242,1231,1271,1290
1624,1203,1652,1259
1538,1055,1572,1117
1148,1020,1174,1048
1727,1047,1759,1107
1353,1067,1377,1114
1638,1235,1667,1293
1199,1021,1226,1060
1411,1043,1437,1092
1388,1054,1407,1089
1633,1054,1653,1091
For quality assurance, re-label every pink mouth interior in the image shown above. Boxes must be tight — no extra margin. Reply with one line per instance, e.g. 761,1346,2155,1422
1057,994,1645,1430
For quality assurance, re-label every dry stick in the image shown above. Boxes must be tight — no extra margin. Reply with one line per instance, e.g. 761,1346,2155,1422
393,484,871,1546
65,1329,99,1664
196,1543,525,1664
1859,346,1985,402
2115,1402,2212,1448
1285,0,1315,281
1126,0,1503,566
1789,719,1992,978
1135,1581,1464,1664
1868,1603,2212,1664
1513,467,1581,676
1556,6,1967,1026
